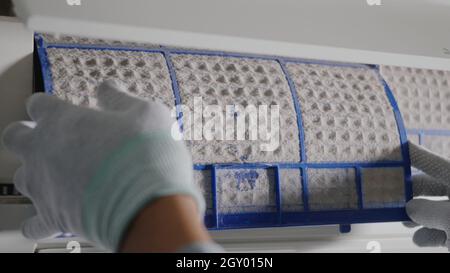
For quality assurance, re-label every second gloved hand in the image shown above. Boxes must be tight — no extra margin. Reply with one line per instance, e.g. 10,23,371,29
2,80,205,251
406,141,450,250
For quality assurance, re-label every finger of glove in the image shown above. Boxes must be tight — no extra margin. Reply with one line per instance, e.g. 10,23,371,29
406,199,450,231
27,93,74,122
409,141,450,185
403,221,419,228
412,173,448,197
13,166,29,196
96,80,144,112
413,227,447,248
22,215,58,240
2,121,35,157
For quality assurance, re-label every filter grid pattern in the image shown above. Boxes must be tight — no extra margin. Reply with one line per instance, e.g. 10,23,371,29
171,54,300,164
287,63,402,163
381,65,450,159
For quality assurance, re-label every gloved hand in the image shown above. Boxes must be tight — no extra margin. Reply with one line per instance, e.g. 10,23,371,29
406,141,450,250
1,80,205,251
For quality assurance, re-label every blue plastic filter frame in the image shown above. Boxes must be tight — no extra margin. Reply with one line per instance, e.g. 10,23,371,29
407,128,450,145
34,34,413,231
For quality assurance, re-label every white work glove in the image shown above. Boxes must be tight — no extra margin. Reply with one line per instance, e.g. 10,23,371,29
406,141,450,250
2,80,205,251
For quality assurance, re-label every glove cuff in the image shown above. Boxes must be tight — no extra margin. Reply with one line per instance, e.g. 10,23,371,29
82,132,205,251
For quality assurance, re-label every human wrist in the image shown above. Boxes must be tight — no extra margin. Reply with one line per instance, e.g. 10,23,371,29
119,195,211,253
81,133,205,251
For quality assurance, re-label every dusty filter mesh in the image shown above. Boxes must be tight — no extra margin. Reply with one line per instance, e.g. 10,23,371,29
46,48,175,108
380,66,450,158
287,63,402,162
35,33,412,229
171,54,300,163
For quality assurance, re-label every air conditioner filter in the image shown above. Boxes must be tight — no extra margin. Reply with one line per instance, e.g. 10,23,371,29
34,33,413,230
